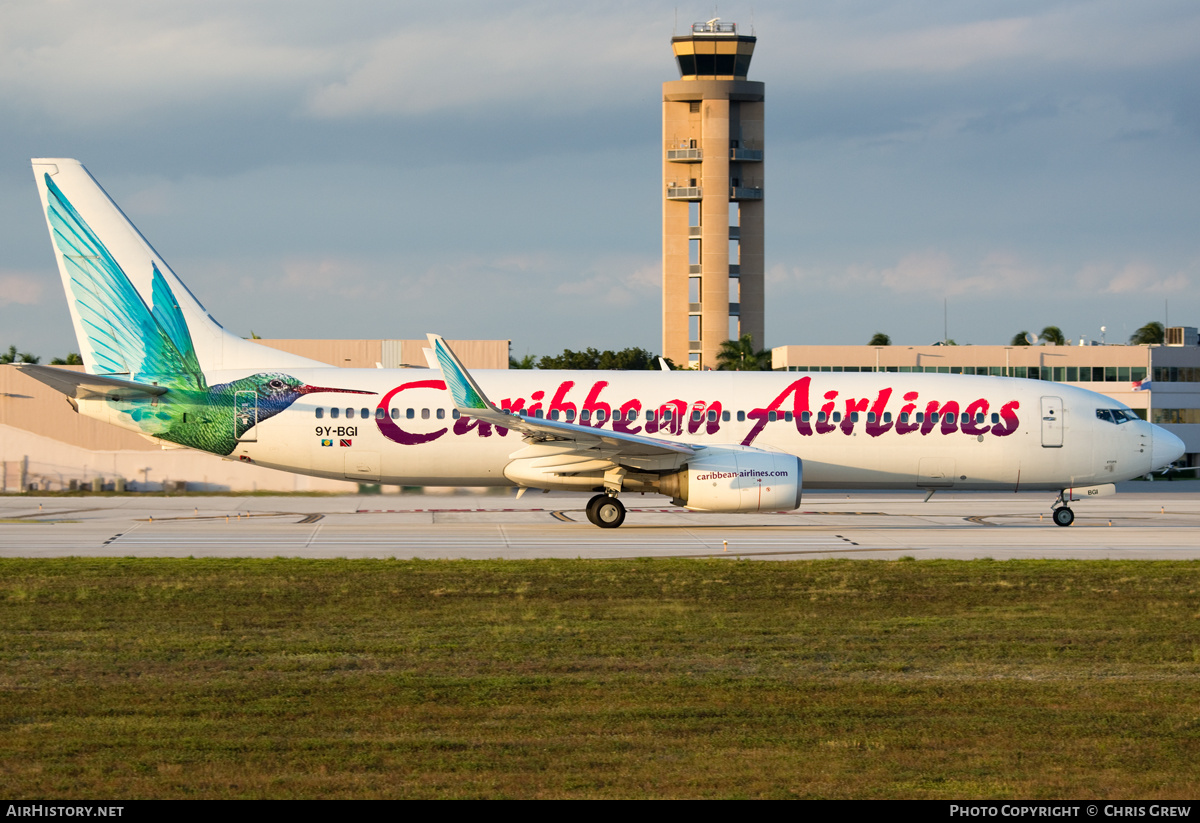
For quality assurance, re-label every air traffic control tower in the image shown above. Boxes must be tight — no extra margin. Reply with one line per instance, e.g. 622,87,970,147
662,19,764,369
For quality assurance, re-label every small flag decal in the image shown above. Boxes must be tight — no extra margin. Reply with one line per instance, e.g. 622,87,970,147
321,439,332,447
340,439,352,447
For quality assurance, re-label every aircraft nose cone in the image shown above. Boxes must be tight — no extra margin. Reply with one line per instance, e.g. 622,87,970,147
1151,427,1186,470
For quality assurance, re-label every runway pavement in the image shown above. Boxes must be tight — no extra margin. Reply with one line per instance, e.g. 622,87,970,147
3,482,1199,560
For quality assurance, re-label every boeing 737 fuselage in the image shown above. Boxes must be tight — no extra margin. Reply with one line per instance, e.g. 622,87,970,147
19,159,1186,528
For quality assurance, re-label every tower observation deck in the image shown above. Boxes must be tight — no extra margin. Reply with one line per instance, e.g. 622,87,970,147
662,19,764,369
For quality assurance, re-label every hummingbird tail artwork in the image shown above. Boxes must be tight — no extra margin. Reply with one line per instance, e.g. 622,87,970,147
24,159,372,456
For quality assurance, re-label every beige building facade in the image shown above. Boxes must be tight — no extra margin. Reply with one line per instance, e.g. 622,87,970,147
662,20,764,369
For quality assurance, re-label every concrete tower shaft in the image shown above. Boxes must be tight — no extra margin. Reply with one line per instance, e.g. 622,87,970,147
662,20,764,369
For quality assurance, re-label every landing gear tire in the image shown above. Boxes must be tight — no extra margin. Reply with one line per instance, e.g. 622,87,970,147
585,494,606,526
587,495,626,529
1052,506,1075,527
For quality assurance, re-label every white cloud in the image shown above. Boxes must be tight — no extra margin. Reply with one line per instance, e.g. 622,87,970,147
1075,261,1191,295
0,2,335,122
798,17,1033,77
0,272,45,306
782,1,1200,85
304,9,662,118
554,259,659,307
770,250,1045,299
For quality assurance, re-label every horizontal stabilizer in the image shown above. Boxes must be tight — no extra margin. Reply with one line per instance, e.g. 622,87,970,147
17,364,168,400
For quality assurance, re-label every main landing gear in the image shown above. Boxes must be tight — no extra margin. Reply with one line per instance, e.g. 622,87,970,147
586,493,626,529
1051,491,1075,527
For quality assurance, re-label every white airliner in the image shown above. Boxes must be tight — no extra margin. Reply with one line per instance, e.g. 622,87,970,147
19,159,1186,528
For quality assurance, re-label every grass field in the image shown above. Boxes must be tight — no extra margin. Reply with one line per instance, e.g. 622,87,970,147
1,558,1197,799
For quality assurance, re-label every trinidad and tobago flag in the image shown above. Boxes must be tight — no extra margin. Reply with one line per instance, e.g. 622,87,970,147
340,439,352,447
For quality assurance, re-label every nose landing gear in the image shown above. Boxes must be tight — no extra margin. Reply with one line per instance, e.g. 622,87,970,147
585,493,626,529
1052,506,1075,527
1051,490,1075,527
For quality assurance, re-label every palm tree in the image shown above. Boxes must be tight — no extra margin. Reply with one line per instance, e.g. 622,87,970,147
1129,322,1164,345
868,332,891,346
0,345,39,364
1039,326,1066,346
1010,331,1031,346
716,334,772,371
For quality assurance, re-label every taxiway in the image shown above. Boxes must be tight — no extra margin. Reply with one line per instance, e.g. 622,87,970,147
2,483,1199,560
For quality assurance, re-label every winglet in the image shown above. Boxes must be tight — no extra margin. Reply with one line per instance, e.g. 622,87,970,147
426,334,500,416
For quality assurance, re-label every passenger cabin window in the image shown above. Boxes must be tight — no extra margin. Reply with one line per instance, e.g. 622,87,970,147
737,411,746,422
421,409,430,420
375,408,386,420
360,408,369,419
315,408,324,419
406,409,415,419
330,408,340,419
437,409,446,419
580,410,591,422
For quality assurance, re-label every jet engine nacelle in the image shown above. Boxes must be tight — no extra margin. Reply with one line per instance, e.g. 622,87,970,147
659,446,802,513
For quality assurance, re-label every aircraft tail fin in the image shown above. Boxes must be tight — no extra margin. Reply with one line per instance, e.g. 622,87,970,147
31,159,330,379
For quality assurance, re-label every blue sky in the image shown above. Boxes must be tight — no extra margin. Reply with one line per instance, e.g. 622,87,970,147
2,0,1199,360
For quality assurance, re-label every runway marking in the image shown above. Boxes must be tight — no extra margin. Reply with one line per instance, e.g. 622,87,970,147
355,507,890,517
6,507,107,519
357,508,550,513
133,512,315,523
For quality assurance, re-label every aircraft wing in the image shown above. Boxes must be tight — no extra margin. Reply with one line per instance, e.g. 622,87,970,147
427,334,696,461
18,364,169,400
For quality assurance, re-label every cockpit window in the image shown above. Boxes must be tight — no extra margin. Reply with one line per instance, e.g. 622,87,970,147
1097,408,1138,424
